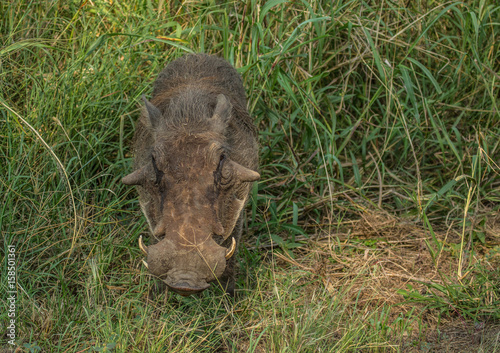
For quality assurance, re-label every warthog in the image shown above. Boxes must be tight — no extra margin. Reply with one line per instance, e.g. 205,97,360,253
123,54,259,296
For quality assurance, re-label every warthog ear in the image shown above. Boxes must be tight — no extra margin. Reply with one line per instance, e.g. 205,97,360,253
142,95,162,129
211,94,232,129
232,161,260,182
122,166,147,185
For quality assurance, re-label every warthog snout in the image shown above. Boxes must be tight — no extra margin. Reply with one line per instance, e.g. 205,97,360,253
138,231,237,296
140,236,227,296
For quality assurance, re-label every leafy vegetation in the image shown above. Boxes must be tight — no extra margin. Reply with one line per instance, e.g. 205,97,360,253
1,0,499,351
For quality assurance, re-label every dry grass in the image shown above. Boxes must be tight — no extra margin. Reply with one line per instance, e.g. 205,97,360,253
255,210,500,352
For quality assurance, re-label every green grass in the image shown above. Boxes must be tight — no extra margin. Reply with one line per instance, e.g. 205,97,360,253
1,0,500,352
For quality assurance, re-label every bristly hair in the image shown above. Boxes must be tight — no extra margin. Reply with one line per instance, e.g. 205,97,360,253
131,54,258,173
164,88,217,131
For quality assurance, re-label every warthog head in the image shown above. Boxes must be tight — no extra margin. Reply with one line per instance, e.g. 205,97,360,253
123,92,259,295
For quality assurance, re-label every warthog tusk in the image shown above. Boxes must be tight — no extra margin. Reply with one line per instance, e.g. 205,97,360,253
139,235,148,255
141,259,149,269
225,237,236,260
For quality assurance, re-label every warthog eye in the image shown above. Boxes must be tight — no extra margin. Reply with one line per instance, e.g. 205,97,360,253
151,155,164,185
213,153,227,187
